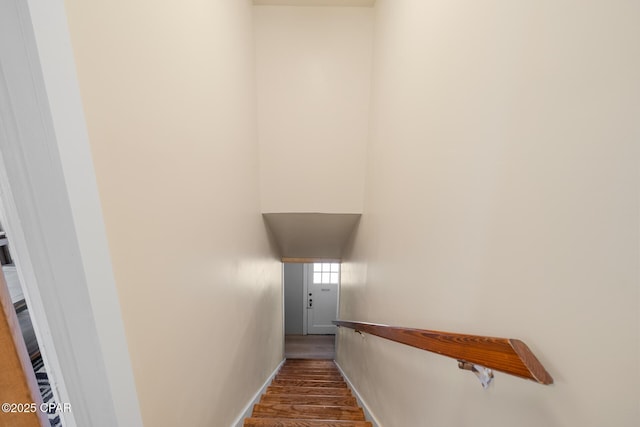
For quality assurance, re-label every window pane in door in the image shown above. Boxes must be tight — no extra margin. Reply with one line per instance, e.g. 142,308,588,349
314,263,322,272
331,263,339,272
322,272,330,283
330,272,339,284
322,263,331,272
314,273,321,283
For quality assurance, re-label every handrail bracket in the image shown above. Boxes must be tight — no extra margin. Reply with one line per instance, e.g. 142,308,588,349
458,360,494,389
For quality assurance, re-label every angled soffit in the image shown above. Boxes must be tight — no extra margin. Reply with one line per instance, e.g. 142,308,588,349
263,213,361,259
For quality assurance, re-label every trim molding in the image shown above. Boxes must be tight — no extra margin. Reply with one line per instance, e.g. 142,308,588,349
0,1,143,426
282,257,341,263
231,359,286,427
335,361,382,427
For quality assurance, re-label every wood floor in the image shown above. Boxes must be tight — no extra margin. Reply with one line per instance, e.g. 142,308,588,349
244,359,371,427
285,335,335,360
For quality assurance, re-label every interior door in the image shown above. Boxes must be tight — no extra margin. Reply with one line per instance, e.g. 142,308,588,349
306,263,339,335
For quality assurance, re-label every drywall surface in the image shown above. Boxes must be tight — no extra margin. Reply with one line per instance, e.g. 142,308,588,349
64,1,283,426
255,6,372,213
337,0,640,426
284,263,304,335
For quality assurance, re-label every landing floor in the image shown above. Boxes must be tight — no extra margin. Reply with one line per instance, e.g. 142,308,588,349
284,334,335,360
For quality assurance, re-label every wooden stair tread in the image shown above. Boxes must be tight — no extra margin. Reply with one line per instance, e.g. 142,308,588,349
280,366,337,369
245,359,371,426
271,379,347,388
281,363,338,366
278,371,341,377
280,366,338,371
244,418,372,427
280,363,338,368
277,372,341,378
261,394,358,406
279,366,340,371
279,367,341,373
283,361,336,367
267,386,352,396
252,403,365,421
276,374,343,381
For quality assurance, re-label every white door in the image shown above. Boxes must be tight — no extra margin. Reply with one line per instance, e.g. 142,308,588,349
306,263,339,335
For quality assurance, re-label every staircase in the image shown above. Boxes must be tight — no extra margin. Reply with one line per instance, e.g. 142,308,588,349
244,359,372,427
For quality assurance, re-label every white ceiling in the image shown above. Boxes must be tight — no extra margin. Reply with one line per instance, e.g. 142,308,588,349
263,213,361,259
253,0,375,7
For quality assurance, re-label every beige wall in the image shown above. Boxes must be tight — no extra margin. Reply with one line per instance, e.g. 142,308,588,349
254,6,372,213
64,1,283,426
338,0,640,426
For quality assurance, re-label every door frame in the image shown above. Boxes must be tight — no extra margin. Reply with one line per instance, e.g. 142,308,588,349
302,263,309,335
0,265,47,427
0,1,142,426
281,259,341,336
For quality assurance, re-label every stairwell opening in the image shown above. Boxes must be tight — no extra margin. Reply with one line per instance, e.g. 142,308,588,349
283,261,341,360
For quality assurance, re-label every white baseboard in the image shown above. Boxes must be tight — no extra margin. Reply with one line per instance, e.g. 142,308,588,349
231,358,285,427
335,361,382,427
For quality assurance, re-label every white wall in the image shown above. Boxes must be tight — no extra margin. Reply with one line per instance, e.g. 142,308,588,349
63,1,283,426
254,6,373,213
338,0,640,426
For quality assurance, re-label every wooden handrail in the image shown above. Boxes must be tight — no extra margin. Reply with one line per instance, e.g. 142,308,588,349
333,320,553,385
